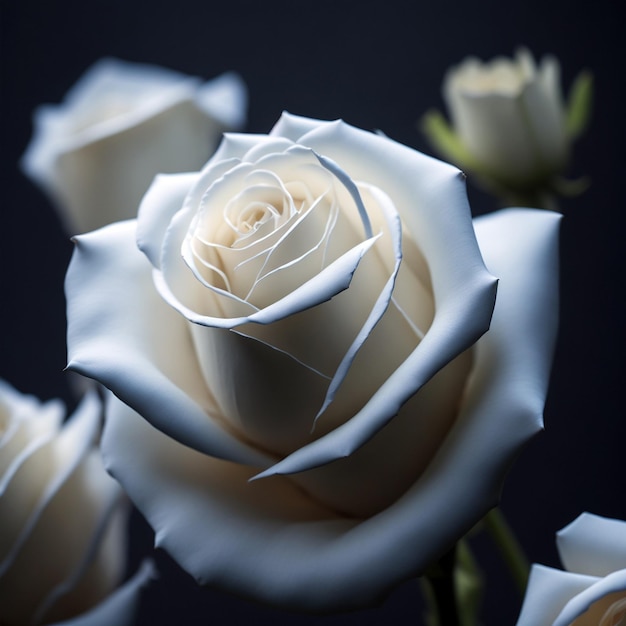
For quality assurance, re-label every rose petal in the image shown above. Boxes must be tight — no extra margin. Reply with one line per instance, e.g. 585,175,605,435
515,565,601,626
0,391,101,564
0,380,64,478
0,450,121,623
136,172,199,270
194,72,247,129
211,133,294,163
551,570,626,626
49,559,155,626
65,220,270,468
38,500,128,623
557,513,626,577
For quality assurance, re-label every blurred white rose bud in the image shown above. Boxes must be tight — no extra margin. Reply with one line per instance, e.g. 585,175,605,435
21,58,247,235
0,380,153,625
422,48,592,209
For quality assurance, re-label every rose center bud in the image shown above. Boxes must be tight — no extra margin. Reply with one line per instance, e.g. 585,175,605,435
180,147,470,517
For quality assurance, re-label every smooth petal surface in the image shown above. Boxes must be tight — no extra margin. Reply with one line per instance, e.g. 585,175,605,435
516,565,600,626
100,206,559,609
195,72,247,129
66,220,270,468
136,172,199,270
557,513,626,577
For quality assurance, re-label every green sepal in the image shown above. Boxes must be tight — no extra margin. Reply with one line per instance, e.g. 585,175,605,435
420,109,478,170
565,70,593,140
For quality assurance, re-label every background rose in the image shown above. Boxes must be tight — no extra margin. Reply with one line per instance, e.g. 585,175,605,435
516,513,626,626
0,379,153,625
65,113,559,610
21,58,247,235
422,49,592,207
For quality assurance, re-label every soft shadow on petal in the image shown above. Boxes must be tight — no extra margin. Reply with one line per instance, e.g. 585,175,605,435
66,220,270,467
557,513,626,577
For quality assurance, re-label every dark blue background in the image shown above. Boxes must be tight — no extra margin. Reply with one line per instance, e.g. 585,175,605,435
2,1,625,623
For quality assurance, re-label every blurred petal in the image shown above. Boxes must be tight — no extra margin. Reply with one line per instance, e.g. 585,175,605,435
557,513,626,577
516,565,599,626
50,560,156,626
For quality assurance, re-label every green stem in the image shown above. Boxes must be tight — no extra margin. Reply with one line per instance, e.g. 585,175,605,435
483,507,529,595
423,545,460,626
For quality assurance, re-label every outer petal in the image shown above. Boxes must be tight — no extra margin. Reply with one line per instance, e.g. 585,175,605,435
254,114,498,477
194,71,247,129
65,220,270,468
135,172,199,270
100,207,560,610
515,565,601,626
557,513,626,577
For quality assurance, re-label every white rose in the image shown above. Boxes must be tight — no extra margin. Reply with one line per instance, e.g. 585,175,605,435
517,513,626,626
423,49,592,206
66,113,560,610
21,58,247,235
0,379,154,625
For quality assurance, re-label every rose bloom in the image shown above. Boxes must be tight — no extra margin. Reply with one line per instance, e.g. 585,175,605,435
439,49,569,199
21,58,247,235
517,514,626,626
66,113,560,610
0,379,153,625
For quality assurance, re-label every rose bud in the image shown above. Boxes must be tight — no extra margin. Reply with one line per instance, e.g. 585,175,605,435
422,48,592,208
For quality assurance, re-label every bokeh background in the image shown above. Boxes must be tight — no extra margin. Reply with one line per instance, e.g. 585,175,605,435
2,1,625,623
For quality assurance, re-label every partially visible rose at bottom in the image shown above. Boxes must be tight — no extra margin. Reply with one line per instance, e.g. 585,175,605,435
516,513,626,626
0,379,153,625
